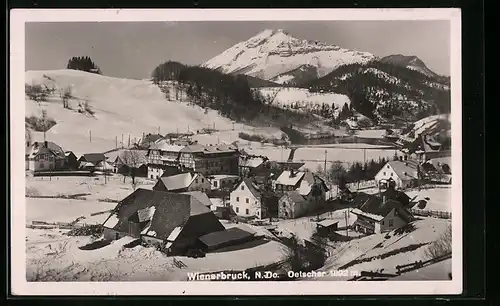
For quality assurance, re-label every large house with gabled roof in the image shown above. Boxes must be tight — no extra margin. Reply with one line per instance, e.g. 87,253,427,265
229,178,278,220
102,188,225,255
26,141,66,172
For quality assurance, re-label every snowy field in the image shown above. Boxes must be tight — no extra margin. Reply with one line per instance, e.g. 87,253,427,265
257,87,350,112
24,70,283,155
292,147,403,170
312,217,451,280
26,175,154,201
406,186,452,212
26,226,285,281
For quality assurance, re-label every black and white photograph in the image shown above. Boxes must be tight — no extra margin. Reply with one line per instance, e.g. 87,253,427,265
10,9,462,295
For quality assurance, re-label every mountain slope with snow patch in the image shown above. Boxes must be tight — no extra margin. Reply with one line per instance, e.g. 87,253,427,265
202,29,376,84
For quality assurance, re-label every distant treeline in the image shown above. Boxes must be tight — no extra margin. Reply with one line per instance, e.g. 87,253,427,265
150,61,314,124
67,56,102,75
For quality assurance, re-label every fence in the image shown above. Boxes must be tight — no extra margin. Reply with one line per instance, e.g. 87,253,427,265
346,180,377,191
410,208,452,219
395,253,451,275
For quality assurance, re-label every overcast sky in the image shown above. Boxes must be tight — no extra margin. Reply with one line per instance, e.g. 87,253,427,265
25,21,450,79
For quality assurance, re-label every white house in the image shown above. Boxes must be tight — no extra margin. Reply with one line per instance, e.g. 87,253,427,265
209,174,240,190
229,179,266,219
26,141,66,172
374,160,420,190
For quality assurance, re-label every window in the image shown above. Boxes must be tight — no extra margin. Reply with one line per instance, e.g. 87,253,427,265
381,220,384,225
387,165,390,168
39,163,44,169
195,179,198,183
389,219,394,227
241,185,245,190
236,207,239,213
236,197,239,202
246,209,249,215
214,181,218,187
151,175,153,179
201,178,204,183
390,173,393,177
257,211,260,216
383,172,386,176
246,198,249,204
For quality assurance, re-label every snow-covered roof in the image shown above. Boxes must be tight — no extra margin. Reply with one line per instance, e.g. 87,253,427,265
317,219,339,228
157,172,198,191
103,213,120,228
166,226,183,242
275,170,305,186
137,206,156,222
351,208,384,221
385,160,419,181
209,174,240,180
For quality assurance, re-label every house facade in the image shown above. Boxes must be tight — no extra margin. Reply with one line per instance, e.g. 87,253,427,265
146,141,240,179
351,194,415,234
278,191,308,219
26,141,66,172
209,174,240,190
374,160,420,190
229,179,267,219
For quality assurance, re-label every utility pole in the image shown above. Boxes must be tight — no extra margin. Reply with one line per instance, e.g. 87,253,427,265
115,136,117,149
158,126,160,135
324,150,327,174
89,130,92,143
345,210,349,238
121,134,124,149
128,134,131,147
103,156,107,184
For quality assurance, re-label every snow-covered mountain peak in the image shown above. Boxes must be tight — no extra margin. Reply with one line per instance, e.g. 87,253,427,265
202,29,376,84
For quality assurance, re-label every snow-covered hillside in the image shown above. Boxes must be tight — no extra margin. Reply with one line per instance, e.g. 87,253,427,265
256,86,350,114
202,29,375,84
398,114,451,144
24,70,282,155
380,54,440,79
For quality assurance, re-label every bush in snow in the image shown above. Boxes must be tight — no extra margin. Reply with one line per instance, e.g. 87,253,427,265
424,223,451,260
25,186,40,197
66,224,103,238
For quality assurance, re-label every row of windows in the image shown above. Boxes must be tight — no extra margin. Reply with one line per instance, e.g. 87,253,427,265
382,172,394,177
233,206,260,216
235,197,257,204
381,219,394,227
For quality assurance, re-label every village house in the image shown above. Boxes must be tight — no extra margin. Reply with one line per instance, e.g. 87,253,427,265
146,140,185,179
78,153,107,170
351,189,415,234
111,149,149,177
421,156,452,184
145,140,240,179
374,159,420,190
208,174,240,190
178,144,240,177
102,189,225,255
229,178,278,220
238,150,267,177
64,151,79,170
274,170,329,217
408,134,451,162
26,141,66,172
152,171,211,193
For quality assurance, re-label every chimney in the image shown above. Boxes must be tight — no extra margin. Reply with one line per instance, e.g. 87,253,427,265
404,155,408,161
290,169,296,178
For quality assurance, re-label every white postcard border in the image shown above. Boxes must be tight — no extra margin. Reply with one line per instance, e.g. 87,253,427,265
10,8,463,296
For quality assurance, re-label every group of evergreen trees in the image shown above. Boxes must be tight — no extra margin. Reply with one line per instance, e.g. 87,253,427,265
318,157,390,186
150,61,312,123
67,56,102,74
306,60,451,122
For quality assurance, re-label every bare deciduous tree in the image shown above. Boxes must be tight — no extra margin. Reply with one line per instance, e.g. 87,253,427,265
25,83,49,104
424,223,451,260
60,86,73,108
119,150,143,187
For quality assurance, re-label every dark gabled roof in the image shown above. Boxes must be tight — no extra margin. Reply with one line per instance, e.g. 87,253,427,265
181,191,212,207
198,227,254,248
382,187,412,207
29,141,66,159
240,178,263,199
357,196,414,222
351,192,373,207
79,153,106,164
281,191,307,204
161,166,189,178
103,189,214,240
